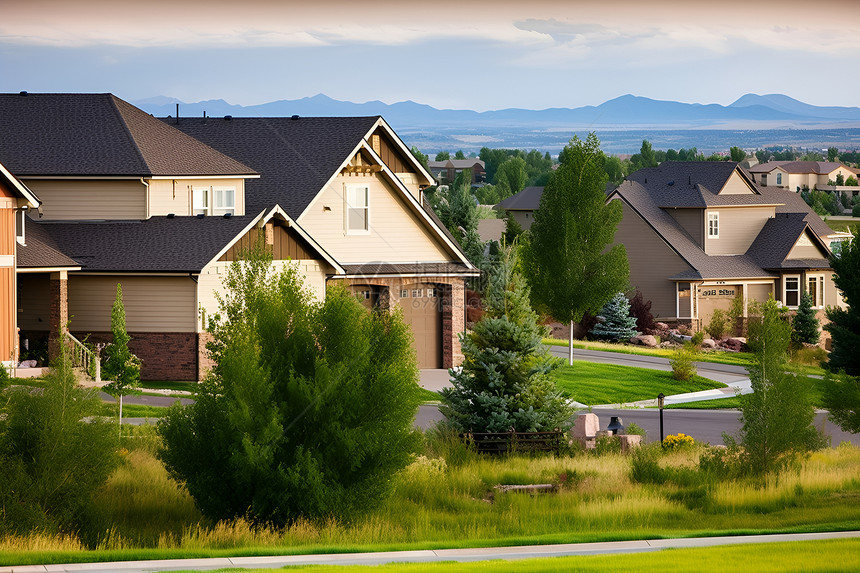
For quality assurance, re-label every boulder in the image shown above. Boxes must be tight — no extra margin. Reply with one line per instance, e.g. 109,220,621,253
571,413,600,439
630,334,658,347
655,322,669,330
620,434,643,453
701,338,717,349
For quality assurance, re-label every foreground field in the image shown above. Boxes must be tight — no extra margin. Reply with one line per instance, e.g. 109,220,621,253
3,428,860,567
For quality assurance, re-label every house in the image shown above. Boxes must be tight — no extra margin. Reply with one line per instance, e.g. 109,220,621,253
0,161,41,365
748,161,857,191
496,186,543,230
427,159,486,185
0,93,476,379
609,161,842,332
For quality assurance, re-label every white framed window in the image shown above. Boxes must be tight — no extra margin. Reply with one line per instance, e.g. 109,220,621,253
412,288,422,298
400,289,409,298
807,275,825,308
213,186,235,215
427,287,437,298
346,185,370,233
707,212,719,238
192,186,209,215
784,275,800,307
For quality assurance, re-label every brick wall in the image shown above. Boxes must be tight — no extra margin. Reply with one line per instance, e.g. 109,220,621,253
74,331,198,381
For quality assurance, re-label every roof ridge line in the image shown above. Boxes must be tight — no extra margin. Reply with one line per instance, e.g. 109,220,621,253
107,94,152,176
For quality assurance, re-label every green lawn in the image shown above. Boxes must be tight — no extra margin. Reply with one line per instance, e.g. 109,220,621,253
138,380,198,393
170,538,860,573
543,338,755,367
551,362,725,405
99,402,170,418
823,218,860,235
665,375,827,410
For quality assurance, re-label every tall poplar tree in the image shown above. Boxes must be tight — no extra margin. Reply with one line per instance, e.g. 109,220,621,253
102,283,140,428
522,133,629,364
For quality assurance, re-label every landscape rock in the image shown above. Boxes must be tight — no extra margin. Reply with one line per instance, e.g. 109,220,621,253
724,337,747,352
572,413,600,439
620,434,643,453
630,334,658,347
701,338,717,349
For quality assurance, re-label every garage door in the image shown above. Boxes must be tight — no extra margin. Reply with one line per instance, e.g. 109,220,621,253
399,283,442,368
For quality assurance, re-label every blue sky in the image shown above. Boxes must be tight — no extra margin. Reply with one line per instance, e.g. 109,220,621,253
2,0,859,111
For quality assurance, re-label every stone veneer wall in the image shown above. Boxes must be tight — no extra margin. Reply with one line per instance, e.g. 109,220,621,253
336,276,466,368
74,331,198,381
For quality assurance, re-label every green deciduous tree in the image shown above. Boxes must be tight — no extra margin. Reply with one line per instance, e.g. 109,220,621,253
735,299,823,474
455,150,465,160
825,234,860,376
440,247,571,433
589,292,638,342
791,291,820,346
158,248,422,526
410,146,429,170
0,331,119,539
102,283,141,427
730,146,746,162
494,157,528,200
522,133,629,364
822,371,860,434
828,147,839,162
435,151,450,161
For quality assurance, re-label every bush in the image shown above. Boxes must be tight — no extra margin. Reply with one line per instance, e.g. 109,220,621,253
792,292,820,346
625,422,646,438
706,309,730,340
628,290,656,333
630,444,665,484
854,203,860,217
0,334,120,541
670,342,698,381
662,432,695,451
590,292,639,342
158,247,423,526
594,434,621,456
690,331,705,347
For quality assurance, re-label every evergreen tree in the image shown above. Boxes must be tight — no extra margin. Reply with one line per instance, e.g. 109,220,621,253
522,133,629,365
791,292,820,345
735,299,824,474
590,292,638,342
825,234,860,376
440,247,572,433
102,283,141,427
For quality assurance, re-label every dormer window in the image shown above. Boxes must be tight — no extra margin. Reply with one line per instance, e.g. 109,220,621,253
776,172,783,185
213,186,235,215
192,186,209,215
708,212,719,238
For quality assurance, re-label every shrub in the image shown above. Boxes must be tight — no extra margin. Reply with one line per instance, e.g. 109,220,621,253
662,432,695,451
670,342,698,381
625,422,646,438
690,331,705,347
0,333,120,541
594,434,621,456
158,247,423,526
630,444,665,484
855,204,860,217
628,290,656,333
706,309,730,340
792,292,820,346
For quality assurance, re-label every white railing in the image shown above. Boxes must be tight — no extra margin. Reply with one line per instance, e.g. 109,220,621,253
66,333,101,383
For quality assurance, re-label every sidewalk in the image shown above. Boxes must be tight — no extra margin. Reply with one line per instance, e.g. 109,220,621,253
3,531,858,572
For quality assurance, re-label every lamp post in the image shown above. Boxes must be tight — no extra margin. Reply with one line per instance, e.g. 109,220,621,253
657,393,665,443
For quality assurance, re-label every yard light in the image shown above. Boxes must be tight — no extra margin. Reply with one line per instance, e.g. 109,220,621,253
657,393,665,442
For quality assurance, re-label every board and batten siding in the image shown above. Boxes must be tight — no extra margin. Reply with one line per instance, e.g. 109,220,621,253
613,199,693,319
147,178,246,217
197,260,328,333
68,276,196,332
299,173,451,264
666,208,704,247
23,179,146,220
704,206,774,255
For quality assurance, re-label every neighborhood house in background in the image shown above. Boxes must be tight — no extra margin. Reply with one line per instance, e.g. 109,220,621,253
0,93,477,380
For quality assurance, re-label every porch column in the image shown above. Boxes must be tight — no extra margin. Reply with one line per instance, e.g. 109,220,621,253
48,270,68,362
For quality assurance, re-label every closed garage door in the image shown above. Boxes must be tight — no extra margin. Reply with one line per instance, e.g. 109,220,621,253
400,283,441,368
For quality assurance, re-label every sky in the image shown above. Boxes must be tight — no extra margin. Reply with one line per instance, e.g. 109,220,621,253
2,0,860,112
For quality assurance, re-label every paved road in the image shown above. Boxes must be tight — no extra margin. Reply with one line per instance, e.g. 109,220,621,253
4,531,858,572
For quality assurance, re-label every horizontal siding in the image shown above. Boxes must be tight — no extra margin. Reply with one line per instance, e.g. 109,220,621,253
787,234,828,260
0,267,14,360
298,174,450,264
705,206,774,255
69,276,196,332
614,200,693,319
197,260,327,332
24,179,146,220
148,178,245,217
666,208,703,247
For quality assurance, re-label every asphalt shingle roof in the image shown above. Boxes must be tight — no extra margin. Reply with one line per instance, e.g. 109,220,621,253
749,161,845,175
17,220,80,269
27,214,261,272
0,93,257,176
167,116,380,218
497,186,544,211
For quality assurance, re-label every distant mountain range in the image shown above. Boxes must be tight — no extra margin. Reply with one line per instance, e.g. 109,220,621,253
136,93,860,153
136,93,860,130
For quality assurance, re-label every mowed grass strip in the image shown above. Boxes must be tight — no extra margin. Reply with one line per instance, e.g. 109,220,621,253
170,538,860,573
99,403,170,418
552,362,725,405
543,338,756,367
